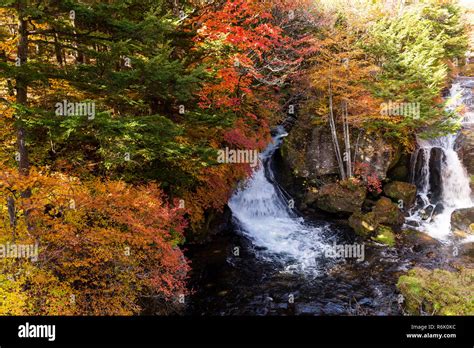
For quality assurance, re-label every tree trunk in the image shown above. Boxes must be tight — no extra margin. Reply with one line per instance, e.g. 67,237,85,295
53,31,63,66
7,196,16,241
15,0,32,235
343,101,352,177
328,80,346,180
16,0,29,177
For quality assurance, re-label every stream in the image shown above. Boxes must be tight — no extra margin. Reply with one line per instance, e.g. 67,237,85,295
185,77,473,316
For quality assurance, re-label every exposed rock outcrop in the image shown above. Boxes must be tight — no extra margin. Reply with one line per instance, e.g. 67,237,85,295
354,134,401,180
383,181,417,209
372,197,405,226
429,148,445,202
282,123,403,182
456,124,474,192
348,212,378,237
411,147,445,202
315,182,366,214
451,207,474,236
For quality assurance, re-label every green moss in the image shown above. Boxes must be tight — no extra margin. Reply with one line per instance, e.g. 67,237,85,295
383,181,417,207
349,212,378,237
316,182,366,214
280,143,287,158
397,267,474,315
373,197,404,226
372,225,395,246
340,177,363,192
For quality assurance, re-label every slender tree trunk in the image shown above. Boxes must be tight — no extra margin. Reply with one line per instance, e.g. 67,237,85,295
15,0,32,235
16,0,29,176
70,14,84,65
53,31,63,66
343,101,352,177
328,80,346,180
7,196,16,241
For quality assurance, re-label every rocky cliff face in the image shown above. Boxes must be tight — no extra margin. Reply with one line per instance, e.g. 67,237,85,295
353,134,401,180
456,123,474,193
281,121,402,183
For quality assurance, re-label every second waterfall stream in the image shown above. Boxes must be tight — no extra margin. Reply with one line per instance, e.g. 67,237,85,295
407,78,473,242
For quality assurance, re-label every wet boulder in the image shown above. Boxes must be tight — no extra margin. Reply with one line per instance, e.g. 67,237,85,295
459,242,474,261
400,229,440,251
315,182,366,214
451,207,474,236
419,205,435,221
348,212,378,237
383,181,417,209
372,197,405,226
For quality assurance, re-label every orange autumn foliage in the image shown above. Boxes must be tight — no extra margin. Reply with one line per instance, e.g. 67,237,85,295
183,0,315,229
0,164,189,315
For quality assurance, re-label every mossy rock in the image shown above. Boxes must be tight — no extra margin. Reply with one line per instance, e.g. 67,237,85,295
451,208,474,235
460,242,474,259
372,226,396,247
387,153,411,182
400,229,440,250
383,181,417,208
349,212,378,237
373,197,405,226
397,267,474,315
315,182,366,214
388,165,409,182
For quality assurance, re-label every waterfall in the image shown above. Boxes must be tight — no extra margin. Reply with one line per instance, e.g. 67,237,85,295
228,126,332,274
407,79,474,241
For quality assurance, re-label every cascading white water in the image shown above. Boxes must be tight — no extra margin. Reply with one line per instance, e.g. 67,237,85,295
228,127,331,274
408,79,474,241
